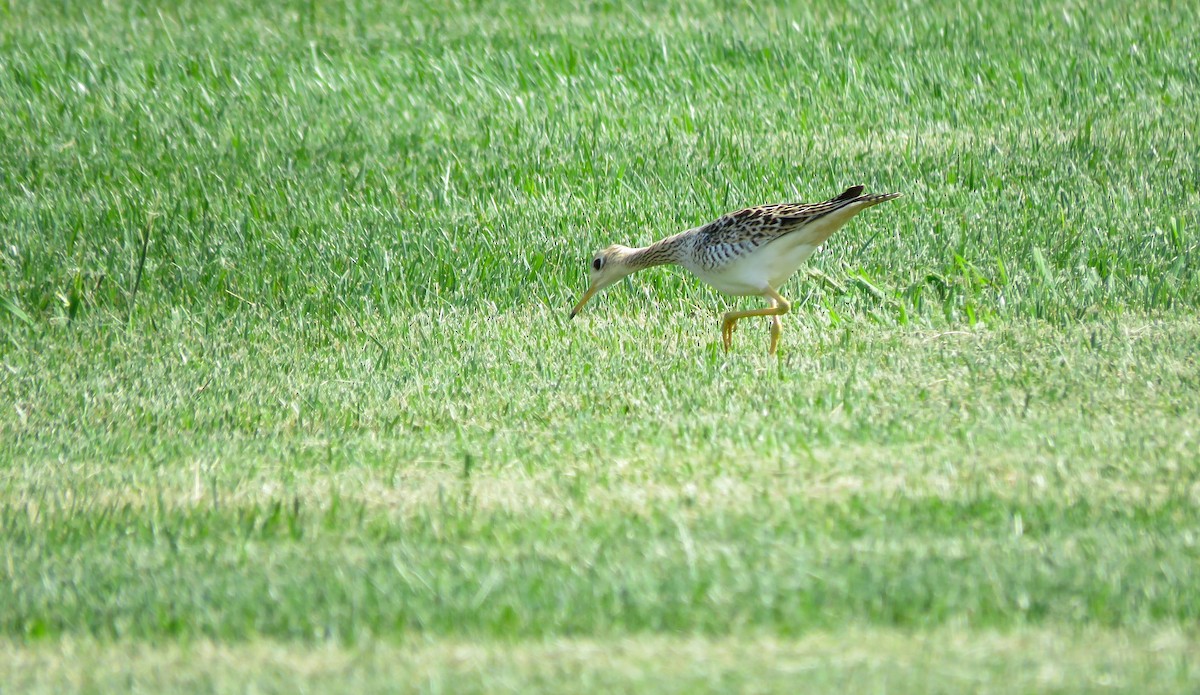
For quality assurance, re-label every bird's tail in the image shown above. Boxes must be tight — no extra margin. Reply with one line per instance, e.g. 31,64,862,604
833,185,865,201
836,186,902,208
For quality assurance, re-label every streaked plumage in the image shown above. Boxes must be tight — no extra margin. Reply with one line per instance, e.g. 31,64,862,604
570,185,901,354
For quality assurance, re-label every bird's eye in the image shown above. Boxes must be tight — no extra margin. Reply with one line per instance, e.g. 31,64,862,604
592,257,604,271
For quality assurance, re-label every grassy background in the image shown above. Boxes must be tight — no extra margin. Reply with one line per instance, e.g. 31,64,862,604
2,0,1199,691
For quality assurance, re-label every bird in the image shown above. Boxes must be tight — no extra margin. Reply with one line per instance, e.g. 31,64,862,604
569,185,901,354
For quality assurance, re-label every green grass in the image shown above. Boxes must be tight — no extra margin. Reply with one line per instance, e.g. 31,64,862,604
3,629,1197,694
2,0,1199,692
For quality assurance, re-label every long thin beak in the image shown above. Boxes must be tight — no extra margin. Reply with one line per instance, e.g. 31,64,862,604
569,284,600,319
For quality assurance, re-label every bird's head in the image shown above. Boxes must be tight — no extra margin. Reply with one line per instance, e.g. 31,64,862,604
569,245,636,318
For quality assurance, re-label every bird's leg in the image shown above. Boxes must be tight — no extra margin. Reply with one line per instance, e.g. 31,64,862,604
721,288,791,354
766,288,791,355
721,311,739,352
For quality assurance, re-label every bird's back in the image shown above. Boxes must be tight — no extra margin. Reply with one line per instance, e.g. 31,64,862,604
689,186,899,271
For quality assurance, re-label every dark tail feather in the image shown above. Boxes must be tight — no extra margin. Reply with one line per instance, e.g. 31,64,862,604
833,185,865,202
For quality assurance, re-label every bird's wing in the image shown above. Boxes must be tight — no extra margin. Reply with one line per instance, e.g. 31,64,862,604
693,187,868,268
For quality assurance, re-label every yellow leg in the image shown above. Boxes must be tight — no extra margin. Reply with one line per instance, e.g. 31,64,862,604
721,288,791,354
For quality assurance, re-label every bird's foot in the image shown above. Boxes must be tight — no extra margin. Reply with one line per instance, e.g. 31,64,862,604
721,315,737,352
769,317,782,355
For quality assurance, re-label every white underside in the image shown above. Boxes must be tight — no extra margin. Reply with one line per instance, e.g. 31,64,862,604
682,203,866,296
687,239,818,296
691,204,868,296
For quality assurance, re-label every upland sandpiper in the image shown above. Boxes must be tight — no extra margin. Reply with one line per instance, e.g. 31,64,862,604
570,185,901,354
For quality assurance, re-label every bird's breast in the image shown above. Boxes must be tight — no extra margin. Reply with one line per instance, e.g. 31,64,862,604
684,238,819,296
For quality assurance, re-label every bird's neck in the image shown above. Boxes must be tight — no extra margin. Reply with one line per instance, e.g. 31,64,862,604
623,232,688,271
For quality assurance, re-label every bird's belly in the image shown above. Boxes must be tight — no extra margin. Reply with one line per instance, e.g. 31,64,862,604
690,241,818,296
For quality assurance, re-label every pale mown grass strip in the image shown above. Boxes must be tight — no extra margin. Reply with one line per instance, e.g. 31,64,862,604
2,627,1197,694
4,316,1198,524
4,422,1198,521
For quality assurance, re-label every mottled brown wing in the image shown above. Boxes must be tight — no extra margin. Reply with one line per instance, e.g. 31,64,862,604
693,187,866,269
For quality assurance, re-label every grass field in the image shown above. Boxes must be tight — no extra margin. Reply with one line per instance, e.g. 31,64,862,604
2,0,1199,692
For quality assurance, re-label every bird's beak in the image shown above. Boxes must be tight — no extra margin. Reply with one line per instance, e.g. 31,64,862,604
569,284,600,319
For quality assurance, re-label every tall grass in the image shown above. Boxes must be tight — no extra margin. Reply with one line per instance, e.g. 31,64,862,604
1,0,1196,335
